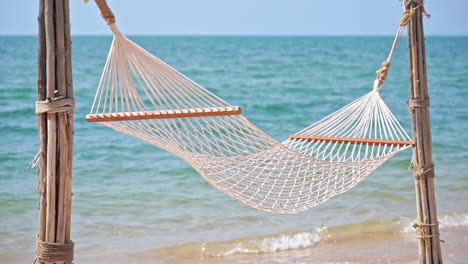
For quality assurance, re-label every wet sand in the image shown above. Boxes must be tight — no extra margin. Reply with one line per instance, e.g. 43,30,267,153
129,226,468,264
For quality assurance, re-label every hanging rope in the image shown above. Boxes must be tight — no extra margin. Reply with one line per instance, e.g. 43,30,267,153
373,2,430,91
84,0,115,24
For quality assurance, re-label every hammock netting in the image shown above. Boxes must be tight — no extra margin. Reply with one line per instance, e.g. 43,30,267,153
87,14,413,214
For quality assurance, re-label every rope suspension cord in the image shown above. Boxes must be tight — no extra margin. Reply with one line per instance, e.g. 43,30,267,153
84,0,115,24
373,2,426,92
85,0,417,214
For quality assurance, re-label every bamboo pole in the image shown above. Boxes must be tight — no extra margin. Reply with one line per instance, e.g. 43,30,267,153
35,0,74,263
37,2,47,264
63,0,74,244
404,0,443,263
55,0,67,252
44,0,57,246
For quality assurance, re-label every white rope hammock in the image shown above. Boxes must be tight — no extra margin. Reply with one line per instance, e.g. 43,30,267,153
86,1,415,214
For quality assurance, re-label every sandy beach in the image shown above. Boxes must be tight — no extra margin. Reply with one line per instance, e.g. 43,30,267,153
65,219,468,263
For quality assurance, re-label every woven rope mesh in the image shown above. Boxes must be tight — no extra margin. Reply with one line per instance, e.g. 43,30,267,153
88,26,412,214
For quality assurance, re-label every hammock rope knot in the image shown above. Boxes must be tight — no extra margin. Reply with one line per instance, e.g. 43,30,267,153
401,1,431,26
33,236,74,263
373,61,391,91
400,8,417,26
376,61,391,82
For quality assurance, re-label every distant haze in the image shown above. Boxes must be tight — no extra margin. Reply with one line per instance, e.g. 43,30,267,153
0,0,467,36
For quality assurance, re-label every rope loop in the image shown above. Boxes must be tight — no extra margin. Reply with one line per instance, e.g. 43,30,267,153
36,97,75,114
400,8,417,26
33,236,74,263
401,1,431,27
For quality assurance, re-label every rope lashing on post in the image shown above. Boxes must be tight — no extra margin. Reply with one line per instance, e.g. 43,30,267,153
35,97,75,114
400,8,417,26
404,0,432,19
30,97,75,169
33,236,74,264
412,164,435,180
407,98,430,109
413,222,441,240
401,1,431,26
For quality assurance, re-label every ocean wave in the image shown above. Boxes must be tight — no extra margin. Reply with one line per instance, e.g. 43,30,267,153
153,212,468,259
203,229,325,257
153,227,328,259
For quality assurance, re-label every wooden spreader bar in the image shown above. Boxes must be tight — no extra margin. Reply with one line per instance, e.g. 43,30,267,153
86,106,241,122
289,135,415,147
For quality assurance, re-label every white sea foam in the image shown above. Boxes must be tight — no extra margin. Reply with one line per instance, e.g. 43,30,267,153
398,212,468,233
205,227,327,257
205,212,468,257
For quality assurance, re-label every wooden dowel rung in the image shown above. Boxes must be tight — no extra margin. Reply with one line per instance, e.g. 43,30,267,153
86,106,242,122
289,135,415,147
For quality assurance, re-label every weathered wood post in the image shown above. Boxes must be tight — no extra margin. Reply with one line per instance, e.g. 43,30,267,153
404,0,443,263
34,0,75,263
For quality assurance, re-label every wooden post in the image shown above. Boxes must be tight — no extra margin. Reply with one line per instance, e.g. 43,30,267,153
404,0,443,263
35,0,75,263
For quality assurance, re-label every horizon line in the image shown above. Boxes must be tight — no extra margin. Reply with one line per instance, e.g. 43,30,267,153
1,33,467,37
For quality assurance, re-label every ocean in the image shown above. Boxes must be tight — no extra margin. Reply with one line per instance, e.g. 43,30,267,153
0,36,467,263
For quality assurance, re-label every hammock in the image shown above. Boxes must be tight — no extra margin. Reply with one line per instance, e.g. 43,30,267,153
86,0,415,214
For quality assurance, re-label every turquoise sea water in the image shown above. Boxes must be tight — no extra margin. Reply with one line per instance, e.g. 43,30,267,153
0,36,467,263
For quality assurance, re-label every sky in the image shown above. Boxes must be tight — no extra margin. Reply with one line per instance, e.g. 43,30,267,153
0,0,467,36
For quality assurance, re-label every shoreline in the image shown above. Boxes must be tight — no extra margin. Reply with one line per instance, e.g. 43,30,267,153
134,226,468,264
1,212,468,264
81,212,468,264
